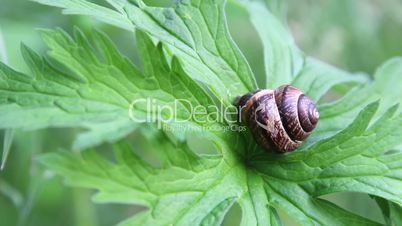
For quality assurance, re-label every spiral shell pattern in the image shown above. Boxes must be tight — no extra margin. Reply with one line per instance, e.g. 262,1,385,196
236,85,319,153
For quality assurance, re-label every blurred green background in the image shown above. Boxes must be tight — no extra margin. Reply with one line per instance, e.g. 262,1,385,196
1,0,402,225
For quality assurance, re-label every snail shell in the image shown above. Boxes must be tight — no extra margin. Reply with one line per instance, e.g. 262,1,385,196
235,85,319,153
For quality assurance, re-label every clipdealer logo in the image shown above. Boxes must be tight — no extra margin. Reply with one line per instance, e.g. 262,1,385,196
127,98,247,132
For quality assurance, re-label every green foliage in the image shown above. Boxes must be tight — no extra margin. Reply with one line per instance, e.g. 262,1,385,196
0,27,223,150
1,0,402,225
33,0,257,104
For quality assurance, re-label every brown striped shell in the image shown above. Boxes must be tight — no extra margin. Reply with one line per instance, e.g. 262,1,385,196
235,85,319,153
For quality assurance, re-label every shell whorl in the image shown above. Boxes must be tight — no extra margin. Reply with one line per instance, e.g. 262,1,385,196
236,85,319,153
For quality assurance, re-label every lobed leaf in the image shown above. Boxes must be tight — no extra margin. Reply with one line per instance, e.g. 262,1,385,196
33,0,258,104
0,28,223,150
41,103,402,225
317,57,402,138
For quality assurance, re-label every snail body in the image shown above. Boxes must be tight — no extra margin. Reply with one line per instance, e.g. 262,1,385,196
236,85,319,153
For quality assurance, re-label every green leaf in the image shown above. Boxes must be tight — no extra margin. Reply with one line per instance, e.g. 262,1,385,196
264,180,381,226
0,28,15,171
389,203,402,226
239,0,369,98
1,129,14,170
237,0,304,88
0,28,222,150
375,197,402,226
33,0,257,104
33,0,134,30
0,178,23,208
317,57,402,139
39,135,241,226
200,197,236,226
244,11,401,146
41,103,400,225
291,58,369,103
253,103,402,205
238,171,282,226
0,29,7,63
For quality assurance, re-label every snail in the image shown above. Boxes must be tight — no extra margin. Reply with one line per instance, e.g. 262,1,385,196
235,85,319,153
